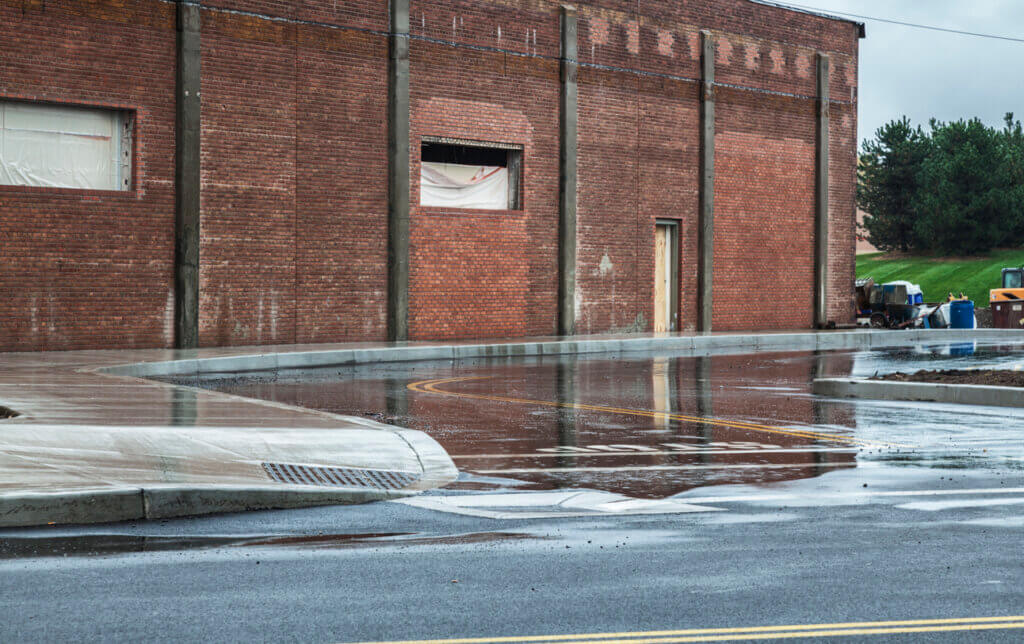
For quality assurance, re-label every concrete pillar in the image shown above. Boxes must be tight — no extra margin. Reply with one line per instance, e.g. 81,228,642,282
558,5,578,337
387,0,411,342
174,0,201,349
697,30,715,333
815,53,831,328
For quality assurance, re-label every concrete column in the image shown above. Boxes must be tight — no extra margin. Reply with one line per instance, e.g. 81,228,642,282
174,0,201,349
558,5,578,337
815,53,831,328
387,0,411,342
697,30,715,333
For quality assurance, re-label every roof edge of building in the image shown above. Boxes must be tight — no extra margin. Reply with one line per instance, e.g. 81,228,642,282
747,0,867,38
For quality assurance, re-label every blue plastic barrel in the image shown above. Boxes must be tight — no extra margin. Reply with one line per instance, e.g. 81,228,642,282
950,300,975,329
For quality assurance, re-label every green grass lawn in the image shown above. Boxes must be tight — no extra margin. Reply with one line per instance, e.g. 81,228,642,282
856,249,1024,306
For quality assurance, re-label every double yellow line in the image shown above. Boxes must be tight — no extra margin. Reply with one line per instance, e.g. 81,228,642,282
353,616,1024,643
408,377,899,449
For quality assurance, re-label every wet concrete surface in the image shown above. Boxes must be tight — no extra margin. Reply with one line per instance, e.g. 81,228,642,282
0,347,457,525
193,342,1024,501
4,341,1024,641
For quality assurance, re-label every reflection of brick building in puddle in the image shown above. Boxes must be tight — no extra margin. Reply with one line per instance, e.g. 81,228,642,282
218,352,857,499
435,352,860,498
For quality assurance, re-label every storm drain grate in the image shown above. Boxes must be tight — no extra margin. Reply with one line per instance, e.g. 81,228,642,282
262,462,420,491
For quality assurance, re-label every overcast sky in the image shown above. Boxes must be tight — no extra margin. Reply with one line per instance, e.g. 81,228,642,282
779,0,1024,147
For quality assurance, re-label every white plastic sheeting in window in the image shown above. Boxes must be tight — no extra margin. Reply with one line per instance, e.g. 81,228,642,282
0,101,129,191
420,162,509,210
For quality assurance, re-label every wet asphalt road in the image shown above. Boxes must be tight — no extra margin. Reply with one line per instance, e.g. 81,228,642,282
3,343,1024,642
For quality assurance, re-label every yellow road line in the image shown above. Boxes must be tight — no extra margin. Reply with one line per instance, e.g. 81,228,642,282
594,621,1024,642
449,448,855,460
349,616,1024,644
407,377,902,449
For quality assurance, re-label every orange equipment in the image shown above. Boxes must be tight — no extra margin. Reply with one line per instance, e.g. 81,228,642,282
990,268,1024,303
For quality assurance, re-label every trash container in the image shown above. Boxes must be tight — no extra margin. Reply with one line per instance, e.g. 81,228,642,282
928,303,951,329
950,300,975,329
992,300,1024,329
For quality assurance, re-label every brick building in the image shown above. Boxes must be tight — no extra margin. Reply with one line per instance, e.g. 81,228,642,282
1,0,862,352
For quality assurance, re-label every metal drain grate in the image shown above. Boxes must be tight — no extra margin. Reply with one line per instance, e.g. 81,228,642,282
262,462,420,491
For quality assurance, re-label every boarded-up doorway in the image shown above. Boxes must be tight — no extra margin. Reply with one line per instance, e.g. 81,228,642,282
654,221,679,332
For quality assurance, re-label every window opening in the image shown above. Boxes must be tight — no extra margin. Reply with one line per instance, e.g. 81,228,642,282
0,100,134,191
420,138,522,210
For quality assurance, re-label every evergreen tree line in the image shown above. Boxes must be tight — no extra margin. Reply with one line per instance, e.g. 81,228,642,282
858,114,1024,255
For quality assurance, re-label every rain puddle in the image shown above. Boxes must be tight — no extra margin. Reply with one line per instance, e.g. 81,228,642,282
176,343,1024,499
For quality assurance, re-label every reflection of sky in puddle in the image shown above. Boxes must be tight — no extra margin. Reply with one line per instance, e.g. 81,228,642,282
851,343,1024,470
198,343,1024,500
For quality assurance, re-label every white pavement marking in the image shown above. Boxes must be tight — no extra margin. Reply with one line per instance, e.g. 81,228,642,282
400,487,1024,519
472,463,855,475
452,448,858,460
896,497,1024,512
394,491,723,519
677,487,1024,504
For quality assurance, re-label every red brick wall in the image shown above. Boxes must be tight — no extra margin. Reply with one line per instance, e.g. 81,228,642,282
575,1,859,333
0,0,859,351
198,4,390,347
407,31,561,340
712,88,816,331
199,11,299,347
0,0,176,352
639,79,701,331
830,76,860,324
576,66,642,334
296,25,390,343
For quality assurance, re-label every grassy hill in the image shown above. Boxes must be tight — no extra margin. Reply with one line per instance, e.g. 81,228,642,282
856,249,1024,306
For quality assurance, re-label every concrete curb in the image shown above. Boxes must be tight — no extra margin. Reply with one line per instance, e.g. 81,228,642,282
0,485,411,528
0,488,144,528
101,329,1024,379
813,377,1024,408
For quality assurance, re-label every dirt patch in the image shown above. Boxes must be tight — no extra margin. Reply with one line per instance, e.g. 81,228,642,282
875,369,1024,387
975,307,993,328
0,406,19,419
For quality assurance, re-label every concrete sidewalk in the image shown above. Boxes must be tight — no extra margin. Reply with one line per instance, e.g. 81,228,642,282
2,328,1022,527
0,349,457,527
